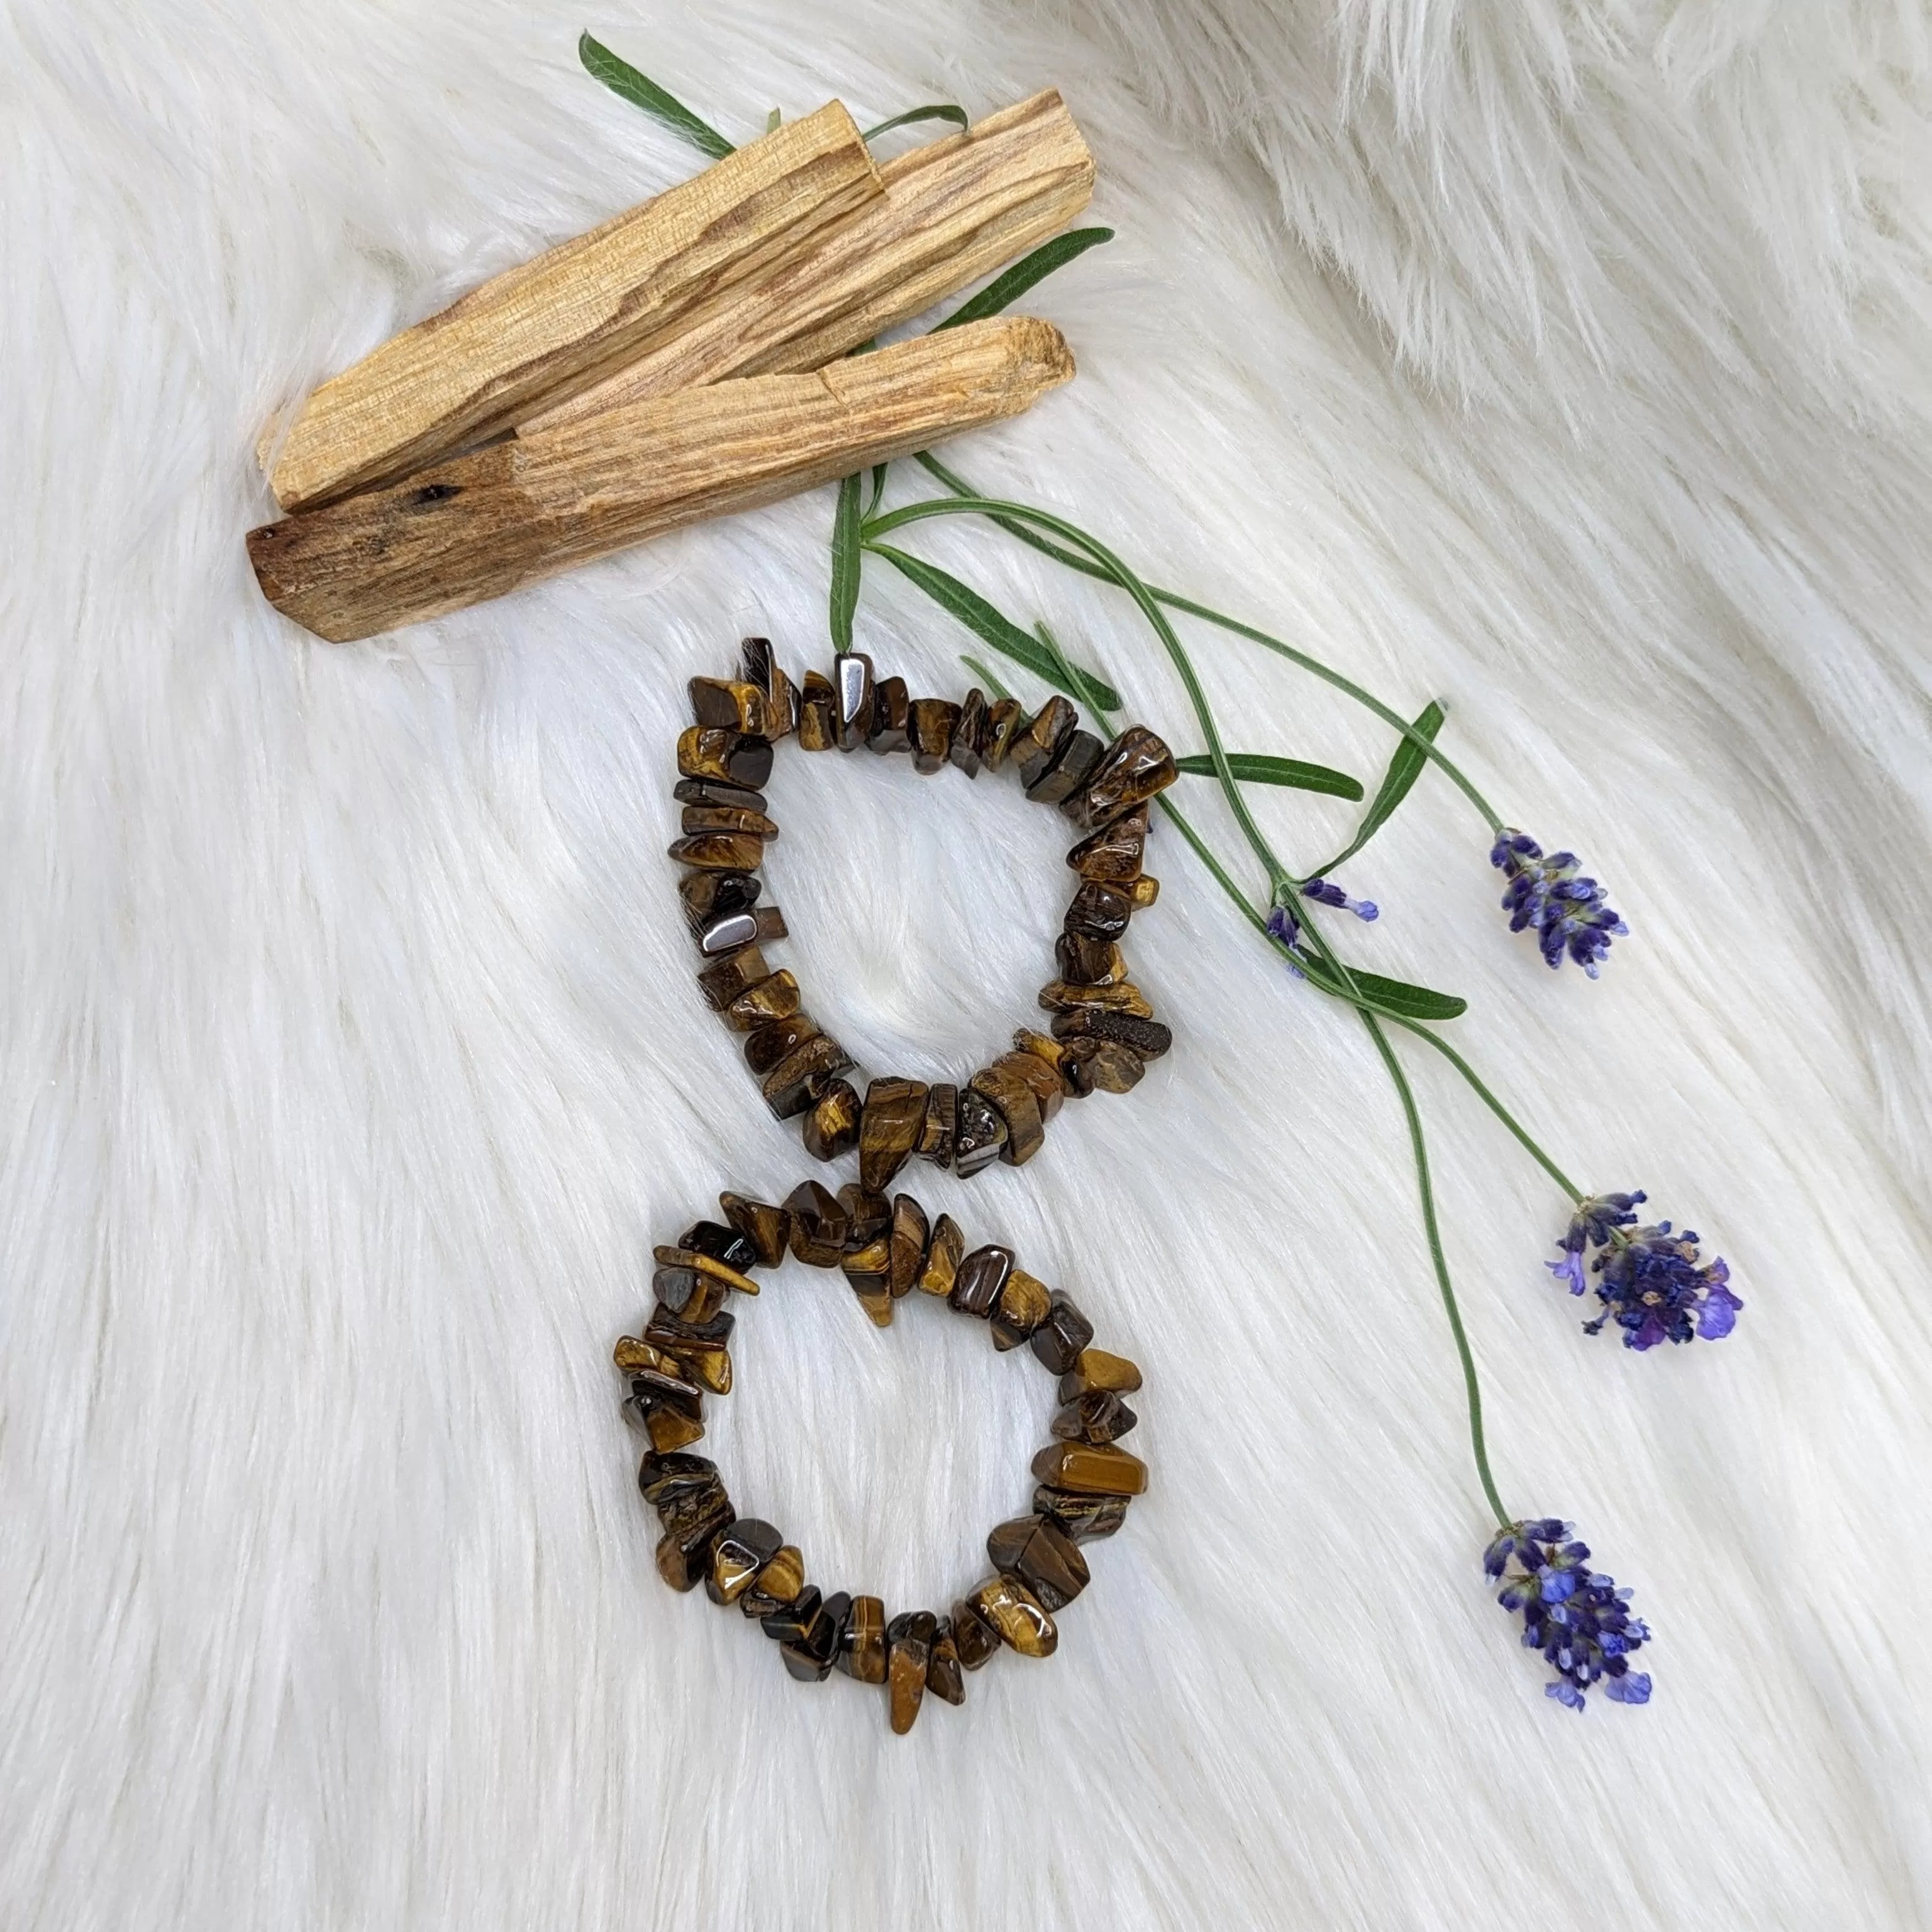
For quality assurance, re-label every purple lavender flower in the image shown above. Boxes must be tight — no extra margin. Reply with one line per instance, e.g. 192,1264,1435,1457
1265,904,1307,978
1546,1192,1742,1350
1302,877,1379,921
1484,1520,1652,1711
1490,830,1626,975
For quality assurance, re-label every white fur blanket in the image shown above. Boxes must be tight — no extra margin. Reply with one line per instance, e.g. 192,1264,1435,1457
5,1,1929,1925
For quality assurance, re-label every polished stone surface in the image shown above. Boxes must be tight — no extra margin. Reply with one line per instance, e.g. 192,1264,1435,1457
989,1265,1052,1351
1069,725,1178,828
1032,1485,1130,1543
698,906,786,958
719,1192,791,1267
948,1243,1013,1318
950,689,987,776
696,945,774,1011
1058,1038,1147,1095
797,671,837,752
1030,1440,1148,1496
926,1621,966,1704
679,1218,760,1268
909,697,959,773
667,830,769,872
1056,1348,1144,1401
740,1543,806,1618
1038,978,1154,1017
967,1574,1058,1657
1063,880,1135,941
1054,932,1127,985
705,1518,784,1606
721,969,801,1031
783,1180,849,1266
886,1610,936,1734
948,1596,1003,1670
858,1077,928,1192
887,1194,929,1298
779,1589,850,1680
654,1494,733,1591
1012,697,1077,787
985,1513,1090,1609
801,1077,862,1161
916,1212,964,1296
674,777,768,814
687,677,778,736
1065,808,1148,884
836,1184,893,1248
916,1084,958,1167
677,727,774,789
680,802,780,840
1028,1291,1096,1372
951,1088,1010,1177
967,1060,1045,1165
743,1013,823,1076
678,867,761,935
1052,1390,1139,1443
759,1035,855,1118
981,697,1027,770
834,652,875,750
865,674,910,753
1023,726,1105,805
839,1594,887,1684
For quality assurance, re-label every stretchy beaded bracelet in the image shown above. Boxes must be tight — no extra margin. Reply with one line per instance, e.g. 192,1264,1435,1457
672,638,1179,1187
616,1182,1147,1733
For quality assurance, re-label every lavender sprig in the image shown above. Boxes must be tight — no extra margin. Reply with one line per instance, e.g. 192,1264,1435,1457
1490,831,1626,975
1485,1521,1653,1711
1551,1193,1742,1348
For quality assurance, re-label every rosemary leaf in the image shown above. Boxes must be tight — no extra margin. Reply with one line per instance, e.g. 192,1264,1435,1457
1174,752,1363,801
578,34,735,160
830,474,863,652
935,228,1115,332
1297,955,1467,1021
865,542,1122,708
862,104,969,141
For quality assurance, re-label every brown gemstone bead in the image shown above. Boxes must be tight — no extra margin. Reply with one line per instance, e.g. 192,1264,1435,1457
719,1192,791,1267
784,1180,849,1266
968,1060,1045,1165
1038,979,1153,1018
866,675,911,753
637,1448,718,1509
680,1215,760,1269
696,945,773,1010
744,1013,823,1075
678,868,761,933
950,689,988,776
613,1335,680,1379
887,1194,929,1298
1065,808,1148,884
981,1048,1063,1124
918,1213,965,1296
1050,1008,1173,1059
986,1513,1091,1610
674,777,768,814
1057,1348,1143,1401
706,1518,784,1606
839,1595,887,1682
1030,1441,1148,1496
667,831,767,872
1013,1028,1079,1089
949,1595,1003,1669
1012,697,1077,787
1029,1291,1096,1372
967,1574,1057,1657
1033,1485,1130,1543
886,1610,936,1734
858,1077,928,1192
738,638,798,737
952,1088,1009,1177
654,1465,730,1540
835,652,875,750
916,1084,958,1167
926,1621,966,1704
797,672,837,751
780,1589,850,1680
655,1494,733,1591
1054,932,1126,985
1058,1038,1146,1096
651,1246,758,1314
1069,725,1178,828
761,1035,855,1118
677,727,774,789
1130,875,1160,909
697,906,786,958
802,1077,862,1160
681,803,780,840
848,1279,893,1328
1024,727,1106,805
989,1266,1052,1351
641,1318,732,1396
643,1296,737,1353
836,1184,893,1247
721,969,801,1030
635,1396,704,1469
1065,880,1134,941
950,1243,1013,1318
909,697,960,773
760,1582,821,1642
688,677,778,737
740,1543,806,1617
981,697,1027,770
1052,1390,1138,1443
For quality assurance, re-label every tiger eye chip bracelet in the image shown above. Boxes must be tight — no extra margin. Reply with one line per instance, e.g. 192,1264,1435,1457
672,637,1181,1186
616,1184,1147,1733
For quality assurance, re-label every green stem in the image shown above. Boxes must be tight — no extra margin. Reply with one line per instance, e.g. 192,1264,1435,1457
863,496,1289,897
910,451,1505,833
1363,1013,1513,1530
1391,1019,1587,1204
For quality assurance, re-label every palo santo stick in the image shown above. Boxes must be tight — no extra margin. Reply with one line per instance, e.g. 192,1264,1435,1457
523,89,1092,437
266,101,882,512
248,316,1074,643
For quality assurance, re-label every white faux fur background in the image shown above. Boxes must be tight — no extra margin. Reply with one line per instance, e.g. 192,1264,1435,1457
6,0,1932,1925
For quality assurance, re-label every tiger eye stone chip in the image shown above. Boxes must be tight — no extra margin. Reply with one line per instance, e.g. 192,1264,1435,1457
719,1192,791,1267
1052,1390,1139,1443
801,1078,862,1161
887,1194,929,1298
706,1518,784,1606
1029,1291,1096,1373
886,1609,937,1733
1033,1485,1130,1543
839,1594,887,1683
967,1060,1045,1165
859,1077,928,1192
1030,1441,1148,1497
1057,1348,1143,1401
967,1574,1058,1657
949,1595,1004,1670
917,1213,965,1296
985,1513,1090,1610
926,1621,967,1704
784,1180,848,1266
989,1267,1052,1351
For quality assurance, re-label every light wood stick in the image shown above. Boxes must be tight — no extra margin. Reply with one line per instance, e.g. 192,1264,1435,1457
265,101,882,512
248,317,1074,643
522,89,1092,437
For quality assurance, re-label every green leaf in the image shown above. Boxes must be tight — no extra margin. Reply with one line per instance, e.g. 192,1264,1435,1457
935,228,1115,332
830,474,863,652
579,35,735,160
864,464,889,519
961,653,1015,702
765,108,782,134
865,543,1123,709
1032,620,1115,716
1297,955,1468,1021
1314,700,1445,874
1174,752,1363,801
862,104,969,142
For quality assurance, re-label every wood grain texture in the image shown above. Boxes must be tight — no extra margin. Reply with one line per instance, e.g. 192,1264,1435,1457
521,89,1094,436
248,316,1074,641
265,101,882,511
